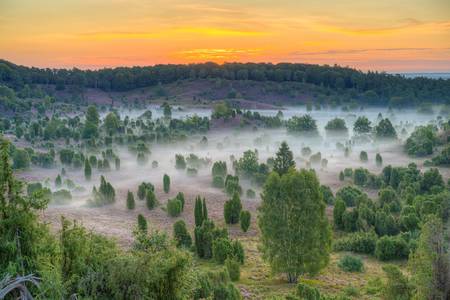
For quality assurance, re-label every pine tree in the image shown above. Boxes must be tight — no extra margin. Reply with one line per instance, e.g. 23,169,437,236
84,159,92,180
224,192,242,224
163,174,170,193
146,189,157,210
273,141,295,175
194,196,204,227
126,190,135,209
258,169,332,283
202,198,208,222
137,214,147,233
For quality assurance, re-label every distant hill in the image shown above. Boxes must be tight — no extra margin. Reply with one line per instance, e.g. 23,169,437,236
1,59,449,108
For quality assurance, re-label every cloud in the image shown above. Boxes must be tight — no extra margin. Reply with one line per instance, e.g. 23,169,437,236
289,47,445,56
313,19,450,35
175,48,262,60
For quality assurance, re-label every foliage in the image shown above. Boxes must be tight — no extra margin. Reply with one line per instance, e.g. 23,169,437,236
126,191,135,209
258,169,331,283
175,154,187,169
409,216,450,300
353,116,372,134
239,210,251,232
146,189,157,210
325,118,347,132
89,176,115,206
359,151,368,162
273,141,295,175
382,264,412,300
333,231,378,254
374,118,397,139
173,220,192,248
225,258,240,281
405,125,438,156
137,214,147,233
163,174,170,193
286,115,319,136
167,198,183,217
375,235,409,261
212,161,227,178
337,255,364,272
335,186,364,207
224,192,242,224
194,196,208,227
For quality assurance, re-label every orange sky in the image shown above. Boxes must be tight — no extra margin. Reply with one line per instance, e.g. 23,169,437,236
1,0,449,72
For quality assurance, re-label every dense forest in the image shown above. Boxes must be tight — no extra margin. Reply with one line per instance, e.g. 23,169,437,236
1,59,450,108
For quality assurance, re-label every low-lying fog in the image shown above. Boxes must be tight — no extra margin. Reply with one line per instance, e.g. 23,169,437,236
22,106,448,246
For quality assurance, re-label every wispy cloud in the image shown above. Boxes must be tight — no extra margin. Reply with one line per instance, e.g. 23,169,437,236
289,47,448,56
176,48,262,60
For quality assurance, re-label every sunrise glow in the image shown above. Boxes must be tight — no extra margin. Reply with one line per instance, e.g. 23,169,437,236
1,0,449,71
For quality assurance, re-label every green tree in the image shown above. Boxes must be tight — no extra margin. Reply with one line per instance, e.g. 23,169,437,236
353,116,372,134
376,153,383,167
409,216,450,300
258,169,332,283
382,264,412,300
12,148,30,169
194,196,207,227
224,192,242,224
126,191,135,209
163,174,170,193
146,189,157,210
86,105,100,125
84,159,92,180
374,118,397,139
104,112,120,134
239,210,251,232
173,220,192,248
273,141,295,176
333,198,346,230
137,214,147,233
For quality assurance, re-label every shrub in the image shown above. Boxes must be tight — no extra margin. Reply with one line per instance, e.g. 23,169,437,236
163,174,170,193
382,264,413,300
212,176,224,188
320,185,334,204
231,240,245,264
146,189,157,210
175,154,186,169
301,147,312,156
333,198,346,230
333,232,378,254
52,189,72,204
138,182,154,200
239,210,251,232
376,153,383,167
338,255,364,272
187,167,198,177
212,238,233,264
212,161,227,177
225,258,240,281
224,192,242,224
167,198,182,217
173,220,192,248
359,151,368,162
375,236,409,261
296,282,321,300
353,168,368,186
137,214,147,233
246,189,256,198
336,186,363,207
126,191,135,209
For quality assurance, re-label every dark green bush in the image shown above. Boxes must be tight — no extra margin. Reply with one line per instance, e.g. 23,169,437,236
375,235,409,261
338,255,364,272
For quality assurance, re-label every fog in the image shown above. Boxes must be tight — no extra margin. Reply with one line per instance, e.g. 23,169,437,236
21,105,446,246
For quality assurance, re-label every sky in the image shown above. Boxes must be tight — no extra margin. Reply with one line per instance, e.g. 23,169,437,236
1,0,449,72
